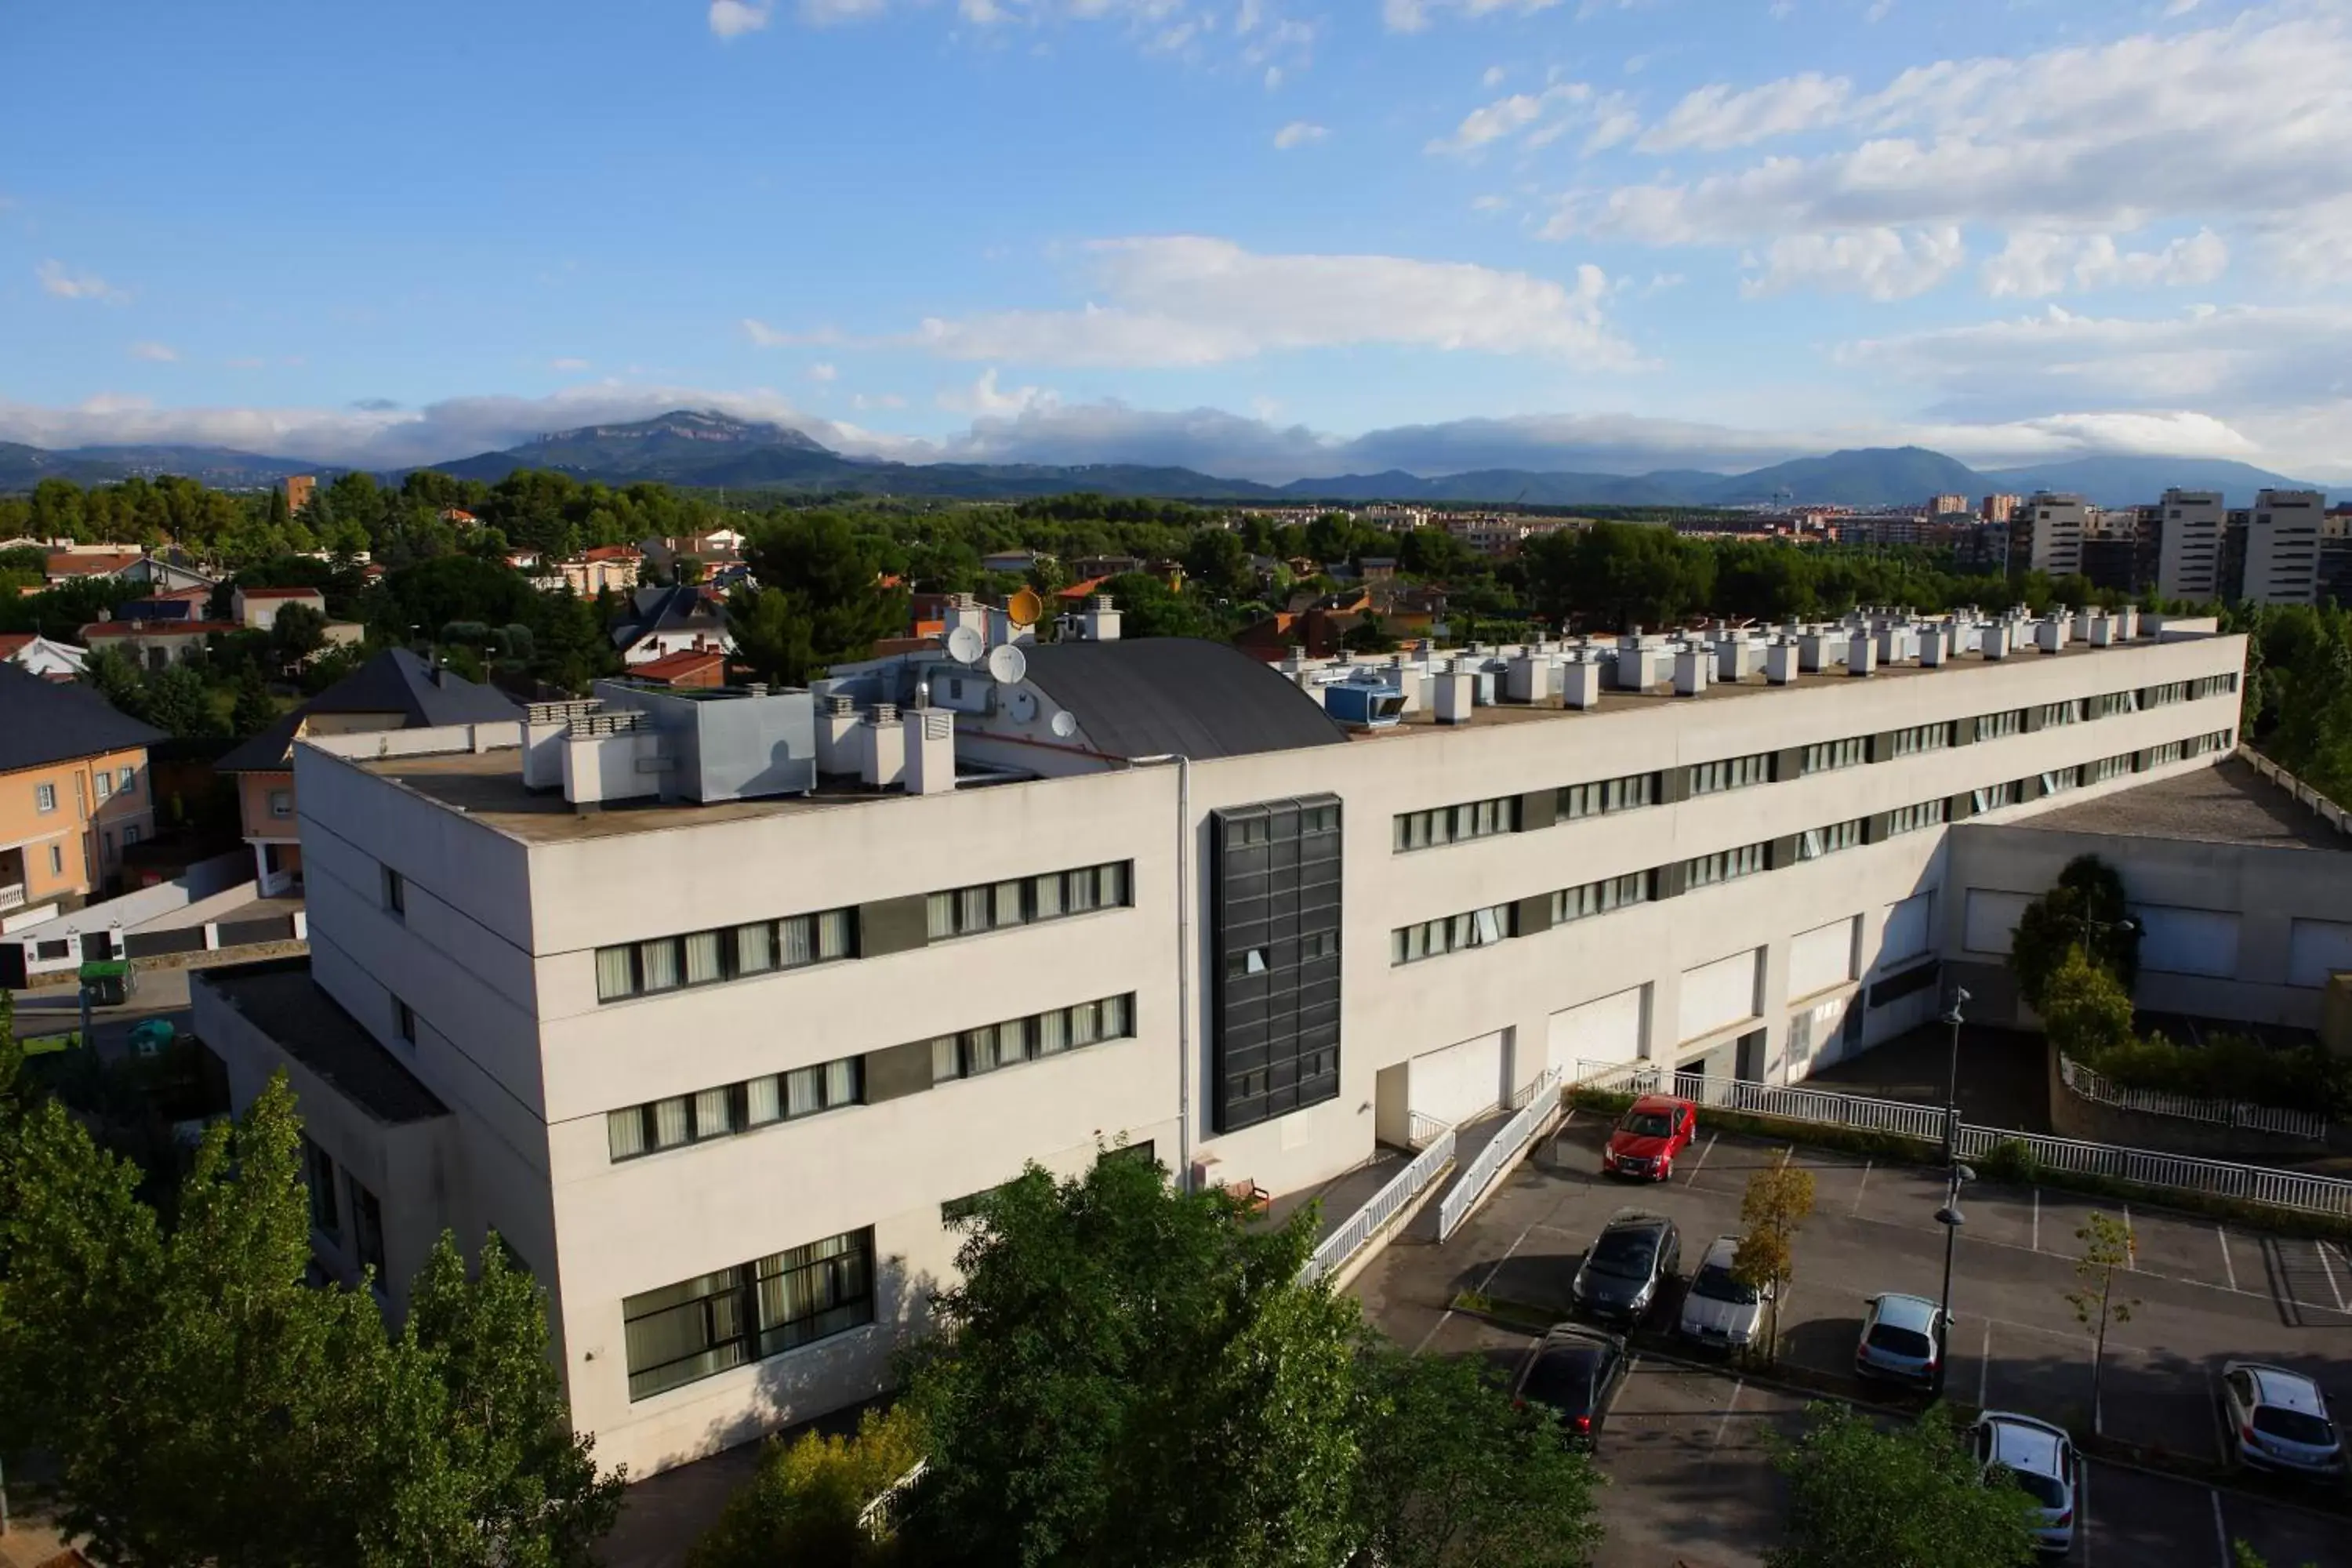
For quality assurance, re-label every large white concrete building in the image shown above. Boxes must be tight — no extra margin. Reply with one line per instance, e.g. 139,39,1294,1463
2240,488,2325,606
2154,488,2226,603
2015,493,2090,578
193,604,2257,1478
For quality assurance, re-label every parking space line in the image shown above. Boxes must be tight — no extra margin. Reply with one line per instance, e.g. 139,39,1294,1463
1977,1319,1992,1410
1686,1133,1718,1183
1711,1377,1743,1449
2032,1188,2041,1253
2216,1225,2235,1294
2123,1204,2136,1269
2208,1490,2227,1567
1850,1159,1871,1218
1411,1212,1547,1356
2316,1236,2347,1312
2079,1463,2092,1568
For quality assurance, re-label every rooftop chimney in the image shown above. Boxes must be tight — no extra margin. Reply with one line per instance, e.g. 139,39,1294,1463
903,706,955,795
862,702,906,789
1083,595,1122,643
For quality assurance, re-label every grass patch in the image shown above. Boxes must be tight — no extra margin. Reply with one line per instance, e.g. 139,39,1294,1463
1448,1290,1561,1335
22,1031,79,1056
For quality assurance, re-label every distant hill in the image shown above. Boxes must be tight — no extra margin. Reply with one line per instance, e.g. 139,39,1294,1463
1,408,2329,510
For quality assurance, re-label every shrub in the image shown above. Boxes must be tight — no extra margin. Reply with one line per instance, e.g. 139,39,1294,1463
1973,1138,2042,1186
2085,1032,2352,1117
688,1405,927,1568
2011,855,2139,1013
2039,949,2137,1061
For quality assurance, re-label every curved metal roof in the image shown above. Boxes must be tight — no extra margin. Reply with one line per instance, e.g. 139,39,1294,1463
1018,637,1348,761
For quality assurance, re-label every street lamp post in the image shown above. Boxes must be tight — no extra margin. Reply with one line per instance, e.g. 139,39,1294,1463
1934,1161,1975,1394
1942,986,1971,1163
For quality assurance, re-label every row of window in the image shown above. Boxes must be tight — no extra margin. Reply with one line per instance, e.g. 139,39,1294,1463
300,1134,386,1281
1686,841,1768,888
1798,818,1866,861
30,765,137,816
608,1057,864,1162
1552,869,1653,924
1224,803,1341,845
1389,672,2238,853
593,861,1134,1004
930,994,1134,1083
622,1228,875,1402
1391,904,1512,965
1885,799,1947,836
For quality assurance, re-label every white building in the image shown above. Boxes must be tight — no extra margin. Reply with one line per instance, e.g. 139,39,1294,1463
2017,494,2089,578
2154,489,2226,603
2241,489,2325,606
192,607,2256,1479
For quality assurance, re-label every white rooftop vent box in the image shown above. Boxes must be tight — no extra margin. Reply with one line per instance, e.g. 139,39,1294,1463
1765,641,1800,685
1560,659,1602,710
2035,618,2067,654
584,679,817,805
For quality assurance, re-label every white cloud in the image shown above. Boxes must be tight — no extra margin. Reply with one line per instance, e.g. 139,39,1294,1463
128,341,179,362
850,390,909,410
1385,0,1563,31
807,361,839,382
550,356,592,372
938,368,1057,416
707,1,770,37
1635,72,1848,152
1482,64,1507,87
893,235,1635,367
1429,82,1632,156
743,317,828,348
36,260,125,303
1272,120,1327,149
1980,228,2229,298
1740,226,1965,301
799,0,886,22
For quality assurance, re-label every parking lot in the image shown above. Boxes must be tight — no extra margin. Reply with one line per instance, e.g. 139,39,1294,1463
1347,1111,2352,1566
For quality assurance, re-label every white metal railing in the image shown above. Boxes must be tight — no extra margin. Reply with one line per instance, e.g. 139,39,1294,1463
1437,1067,1564,1240
1299,1129,1457,1287
2060,1054,2328,1142
1406,1110,1453,1150
856,1457,928,1538
1568,1059,2352,1221
2239,745,2352,837
0,882,24,913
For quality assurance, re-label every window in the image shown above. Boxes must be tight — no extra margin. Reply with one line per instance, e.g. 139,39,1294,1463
596,905,858,1002
1798,818,1865,861
1973,710,2024,742
1971,782,2017,813
1802,737,1867,775
2092,690,2138,720
1389,903,1515,966
2039,767,2083,797
269,789,293,818
2142,681,2190,710
94,771,112,802
117,765,135,796
346,1174,387,1279
1393,795,1516,851
1687,753,1772,795
608,1054,863,1162
926,861,1133,938
2189,673,2238,701
2187,729,2234,757
1559,771,1658,821
1684,842,1767,889
931,993,1138,1082
302,1136,339,1239
2143,740,2186,769
383,867,405,917
48,845,63,877
1885,799,1947,837
393,996,418,1045
622,1228,876,1402
1301,929,1339,961
1887,723,1951,758
2034,700,2084,729
1550,870,1652,924
34,782,56,814
120,823,139,846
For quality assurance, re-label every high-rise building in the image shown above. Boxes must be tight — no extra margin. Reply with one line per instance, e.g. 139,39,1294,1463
2241,489,2325,606
2153,489,2226,604
1980,494,2019,525
1929,493,1970,518
2009,494,2089,578
2322,506,2352,608
285,474,317,516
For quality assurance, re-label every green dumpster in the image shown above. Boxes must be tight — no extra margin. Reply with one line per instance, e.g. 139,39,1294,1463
78,959,133,1007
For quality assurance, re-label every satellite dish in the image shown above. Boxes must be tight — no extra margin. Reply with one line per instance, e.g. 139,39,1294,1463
1007,688,1039,723
946,625,984,665
1050,710,1078,739
986,643,1029,684
1007,586,1044,626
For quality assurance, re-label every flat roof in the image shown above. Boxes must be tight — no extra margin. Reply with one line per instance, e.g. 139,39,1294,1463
2010,757,2346,851
198,958,450,1124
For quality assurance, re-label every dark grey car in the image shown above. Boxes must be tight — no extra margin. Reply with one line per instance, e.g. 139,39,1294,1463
1571,1209,1682,1327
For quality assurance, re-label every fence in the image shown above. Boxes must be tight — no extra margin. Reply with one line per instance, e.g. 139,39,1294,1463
856,1458,928,1539
1568,1060,2352,1221
1437,1066,1565,1240
1299,1128,1457,1287
2239,745,2352,838
2059,1054,2328,1142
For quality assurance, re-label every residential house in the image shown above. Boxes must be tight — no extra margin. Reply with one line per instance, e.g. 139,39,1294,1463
0,633,89,681
440,508,480,528
611,584,733,667
118,587,213,622
978,548,1040,575
44,549,146,586
629,648,728,689
231,584,328,630
550,545,644,597
80,618,241,671
122,554,218,594
213,648,520,895
0,663,163,913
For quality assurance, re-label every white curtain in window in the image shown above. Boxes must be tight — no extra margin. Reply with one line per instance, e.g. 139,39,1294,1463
607,1109,646,1160
639,938,681,992
817,910,851,960
993,880,1025,927
735,922,774,974
786,1067,820,1117
695,1087,731,1138
958,887,989,933
1098,862,1127,906
1072,1000,1101,1046
1800,829,1825,861
684,931,724,985
653,1097,691,1148
1031,873,1063,919
1102,994,1131,1037
1066,869,1097,913
825,1057,858,1105
926,893,956,939
746,1075,782,1125
779,916,814,967
596,947,636,1001
1035,1008,1068,1055
997,1018,1028,1066
931,1036,961,1083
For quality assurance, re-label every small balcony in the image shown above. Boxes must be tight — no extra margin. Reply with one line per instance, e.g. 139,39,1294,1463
0,882,24,913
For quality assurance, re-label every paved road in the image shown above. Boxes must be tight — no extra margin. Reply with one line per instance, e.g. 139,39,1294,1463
1348,1111,2352,1567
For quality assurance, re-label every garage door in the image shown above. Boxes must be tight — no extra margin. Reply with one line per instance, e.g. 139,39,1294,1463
1878,891,1935,969
1679,948,1761,1044
1962,890,2034,956
1788,916,1858,1002
1410,1029,1508,1127
2288,919,2352,989
1547,985,1646,1075
2130,905,2240,978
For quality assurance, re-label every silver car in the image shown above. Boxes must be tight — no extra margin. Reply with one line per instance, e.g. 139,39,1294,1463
1969,1411,2079,1557
2220,1362,2344,1480
1678,1235,1766,1352
1854,1291,1947,1388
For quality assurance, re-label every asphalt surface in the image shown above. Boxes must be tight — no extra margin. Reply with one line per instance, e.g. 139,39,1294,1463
1348,1111,2352,1567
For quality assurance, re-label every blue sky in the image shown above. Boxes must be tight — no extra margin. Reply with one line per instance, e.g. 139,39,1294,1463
2,0,2347,481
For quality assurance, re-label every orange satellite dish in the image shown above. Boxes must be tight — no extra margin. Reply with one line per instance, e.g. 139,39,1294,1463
1007,586,1044,626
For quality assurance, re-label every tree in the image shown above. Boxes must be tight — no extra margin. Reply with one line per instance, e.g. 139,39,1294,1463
143,660,226,739
2010,855,2138,1012
231,662,278,735
82,644,151,721
1180,527,1254,601
1098,570,1216,641
731,513,909,685
1768,1403,2038,1568
2038,949,2138,1063
1733,1151,1816,1358
1348,1344,1602,1568
2064,1212,2139,1435
689,1405,927,1568
271,601,332,668
898,1152,1362,1568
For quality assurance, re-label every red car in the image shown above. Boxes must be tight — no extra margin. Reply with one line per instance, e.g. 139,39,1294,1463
1603,1094,1696,1181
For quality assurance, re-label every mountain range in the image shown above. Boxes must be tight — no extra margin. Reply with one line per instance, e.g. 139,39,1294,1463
0,411,2328,511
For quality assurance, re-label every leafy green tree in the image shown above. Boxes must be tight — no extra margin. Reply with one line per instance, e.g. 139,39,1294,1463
231,662,278,735
82,644,152,721
689,1405,927,1568
2038,948,2138,1062
1341,610,1396,654
1733,1151,1815,1358
899,1153,1362,1568
272,601,332,667
143,660,227,739
730,513,909,685
1768,1403,2038,1568
2064,1213,2139,1438
2009,855,2137,1011
1180,527,1254,601
1099,570,1217,641
1348,1345,1602,1568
